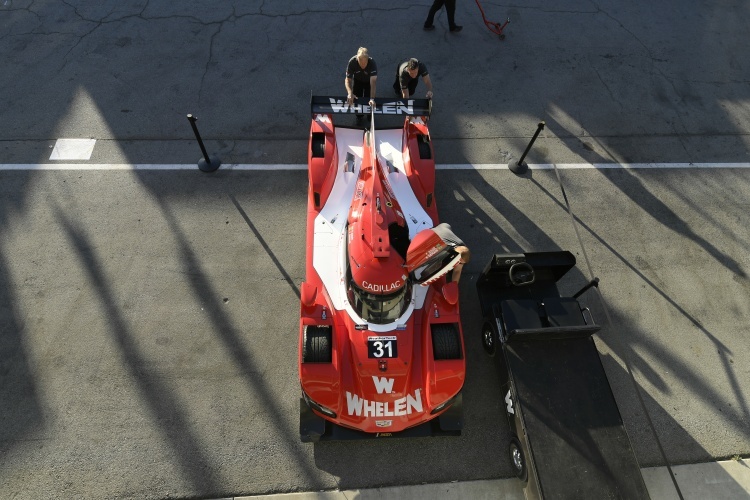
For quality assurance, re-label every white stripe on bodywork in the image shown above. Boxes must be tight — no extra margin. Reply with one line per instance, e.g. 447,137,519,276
376,129,434,238
312,128,363,312
376,129,432,311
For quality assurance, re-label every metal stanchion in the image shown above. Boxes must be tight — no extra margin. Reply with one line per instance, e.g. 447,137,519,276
187,114,221,172
510,121,545,175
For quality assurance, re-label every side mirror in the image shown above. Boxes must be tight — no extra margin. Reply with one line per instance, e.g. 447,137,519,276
407,228,459,285
300,282,317,307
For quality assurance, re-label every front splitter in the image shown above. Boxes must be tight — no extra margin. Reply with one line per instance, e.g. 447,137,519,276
299,394,463,442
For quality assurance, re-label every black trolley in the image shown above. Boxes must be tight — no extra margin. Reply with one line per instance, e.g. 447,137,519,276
477,251,650,499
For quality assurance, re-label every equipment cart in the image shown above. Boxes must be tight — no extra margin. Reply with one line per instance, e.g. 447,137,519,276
477,251,650,499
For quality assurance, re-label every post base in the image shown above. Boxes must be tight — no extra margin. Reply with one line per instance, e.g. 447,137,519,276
510,161,528,175
198,155,221,172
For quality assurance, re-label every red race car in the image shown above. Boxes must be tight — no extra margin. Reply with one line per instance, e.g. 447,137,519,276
299,97,465,441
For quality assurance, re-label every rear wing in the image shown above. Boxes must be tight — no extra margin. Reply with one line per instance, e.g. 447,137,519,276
311,96,432,117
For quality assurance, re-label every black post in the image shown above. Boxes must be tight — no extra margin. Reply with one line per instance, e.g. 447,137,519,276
573,277,600,298
187,114,221,172
510,121,545,175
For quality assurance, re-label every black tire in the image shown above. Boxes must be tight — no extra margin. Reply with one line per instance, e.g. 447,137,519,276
481,321,497,357
509,436,528,482
311,133,325,158
302,325,332,363
417,134,432,159
432,323,462,360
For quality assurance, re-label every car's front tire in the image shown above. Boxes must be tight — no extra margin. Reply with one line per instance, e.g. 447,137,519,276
432,323,461,360
302,325,332,363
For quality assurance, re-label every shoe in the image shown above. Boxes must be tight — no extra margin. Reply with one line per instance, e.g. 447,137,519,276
423,24,435,31
449,25,463,32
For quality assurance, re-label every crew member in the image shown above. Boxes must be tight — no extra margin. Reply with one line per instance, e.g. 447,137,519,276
423,0,462,32
345,47,377,124
393,58,433,99
432,223,470,283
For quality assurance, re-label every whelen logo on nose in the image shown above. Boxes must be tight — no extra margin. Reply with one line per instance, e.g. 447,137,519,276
372,376,395,394
345,376,423,417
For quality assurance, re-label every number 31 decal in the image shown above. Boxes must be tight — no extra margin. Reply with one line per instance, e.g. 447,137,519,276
368,336,398,358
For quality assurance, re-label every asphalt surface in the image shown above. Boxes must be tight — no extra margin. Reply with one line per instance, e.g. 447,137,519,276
2,1,750,499
240,459,750,499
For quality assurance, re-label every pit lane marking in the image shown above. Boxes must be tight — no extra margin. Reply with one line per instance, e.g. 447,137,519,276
48,139,97,160
2,163,750,170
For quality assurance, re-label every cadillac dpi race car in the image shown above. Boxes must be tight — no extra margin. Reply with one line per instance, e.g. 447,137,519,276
298,96,465,441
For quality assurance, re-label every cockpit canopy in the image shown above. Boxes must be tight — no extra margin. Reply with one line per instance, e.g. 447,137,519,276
347,224,410,324
348,275,412,324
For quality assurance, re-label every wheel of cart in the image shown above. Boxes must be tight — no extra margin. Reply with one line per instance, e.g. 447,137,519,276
480,320,498,356
508,435,528,482
476,251,650,500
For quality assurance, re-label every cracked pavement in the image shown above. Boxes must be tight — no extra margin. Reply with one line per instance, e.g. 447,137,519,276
1,0,749,164
1,1,750,499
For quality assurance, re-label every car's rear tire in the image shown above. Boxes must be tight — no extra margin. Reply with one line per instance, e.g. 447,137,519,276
432,323,461,360
302,325,332,363
311,132,325,158
417,134,432,159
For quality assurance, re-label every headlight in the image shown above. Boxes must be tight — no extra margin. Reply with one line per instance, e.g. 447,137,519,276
302,389,337,418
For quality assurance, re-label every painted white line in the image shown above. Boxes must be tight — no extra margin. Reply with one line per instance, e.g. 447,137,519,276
438,163,750,170
222,164,307,170
437,163,508,170
49,139,97,161
0,164,302,171
526,162,750,170
2,163,750,171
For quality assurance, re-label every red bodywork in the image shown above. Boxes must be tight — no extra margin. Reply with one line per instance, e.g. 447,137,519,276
299,109,465,436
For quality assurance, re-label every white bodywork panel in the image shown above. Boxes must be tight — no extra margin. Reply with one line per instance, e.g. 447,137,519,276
375,129,434,238
312,126,433,331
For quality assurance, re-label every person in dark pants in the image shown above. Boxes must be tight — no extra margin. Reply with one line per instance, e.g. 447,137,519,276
392,58,433,99
424,0,462,32
345,47,377,124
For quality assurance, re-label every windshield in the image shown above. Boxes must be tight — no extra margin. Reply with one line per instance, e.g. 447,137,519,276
348,280,411,324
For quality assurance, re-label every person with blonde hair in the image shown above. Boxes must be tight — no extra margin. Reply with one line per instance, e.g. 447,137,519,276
345,47,378,124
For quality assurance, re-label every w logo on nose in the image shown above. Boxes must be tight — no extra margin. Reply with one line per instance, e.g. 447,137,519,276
372,376,395,394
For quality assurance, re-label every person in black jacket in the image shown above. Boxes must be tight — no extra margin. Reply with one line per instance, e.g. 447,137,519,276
345,47,377,107
345,47,377,125
392,58,434,99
